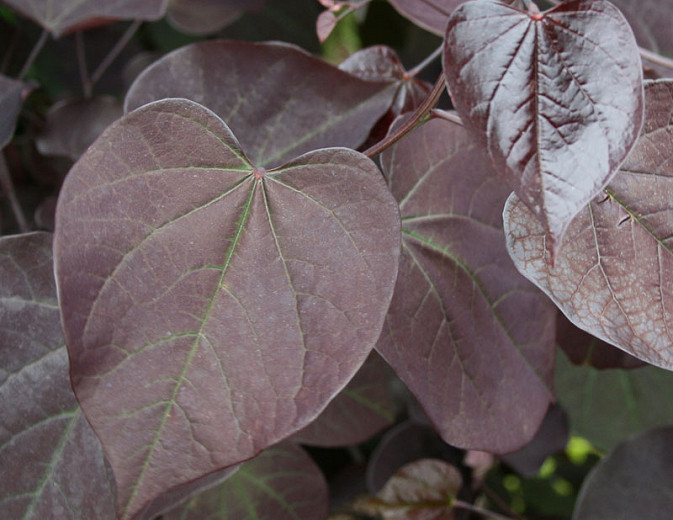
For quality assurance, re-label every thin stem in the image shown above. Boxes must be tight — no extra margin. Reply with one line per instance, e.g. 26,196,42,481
482,486,527,520
407,44,442,78
0,152,29,233
453,499,520,520
363,72,446,159
76,30,91,98
17,29,48,80
639,47,673,73
90,19,142,87
430,108,463,126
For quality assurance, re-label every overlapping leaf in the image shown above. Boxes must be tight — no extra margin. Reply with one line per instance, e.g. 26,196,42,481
573,427,673,519
54,98,400,519
0,232,115,519
0,74,25,149
2,0,167,37
444,0,644,253
387,0,467,36
163,443,327,520
125,40,397,168
375,115,556,453
166,0,265,36
504,80,673,369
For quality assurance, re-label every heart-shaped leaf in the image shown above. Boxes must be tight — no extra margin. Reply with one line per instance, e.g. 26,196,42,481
387,0,467,36
0,232,115,520
54,97,400,519
0,74,25,149
444,0,644,253
2,0,167,37
375,114,556,453
163,442,327,520
573,426,673,520
125,40,397,168
504,80,673,369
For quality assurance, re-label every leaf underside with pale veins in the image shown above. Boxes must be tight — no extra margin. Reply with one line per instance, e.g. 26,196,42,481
505,80,673,370
387,0,468,36
125,40,397,169
443,0,644,252
54,98,401,519
375,115,556,454
0,232,115,520
2,0,167,37
0,74,25,149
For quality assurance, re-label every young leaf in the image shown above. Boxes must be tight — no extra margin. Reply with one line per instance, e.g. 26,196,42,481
444,0,644,253
573,427,673,519
504,80,673,369
0,232,115,520
125,40,397,168
54,98,401,519
0,74,25,149
387,0,467,36
2,0,167,37
376,115,556,453
162,443,328,520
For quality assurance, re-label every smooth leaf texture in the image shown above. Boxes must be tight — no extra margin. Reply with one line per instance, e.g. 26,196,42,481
125,40,397,168
0,74,25,149
444,0,644,252
573,426,673,520
292,352,395,447
387,0,467,36
0,232,115,519
54,97,400,519
375,115,556,453
504,80,673,369
166,0,265,36
163,442,327,520
2,0,167,37
555,349,673,452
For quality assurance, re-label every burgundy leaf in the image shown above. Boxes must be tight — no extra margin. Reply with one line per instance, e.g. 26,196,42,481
163,443,328,520
444,0,644,253
573,426,673,520
166,0,265,36
388,0,467,36
0,74,25,149
611,0,673,56
555,349,673,452
376,114,556,453
54,98,400,519
2,0,167,37
504,80,673,369
36,96,123,161
125,40,397,168
292,352,396,447
0,232,115,519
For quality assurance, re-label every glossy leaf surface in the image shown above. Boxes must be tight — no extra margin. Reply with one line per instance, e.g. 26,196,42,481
125,40,396,168
2,0,167,37
388,0,466,36
573,427,673,520
555,349,673,452
54,98,400,519
444,0,644,252
0,232,115,519
504,80,673,369
376,115,556,453
163,443,327,520
0,74,25,149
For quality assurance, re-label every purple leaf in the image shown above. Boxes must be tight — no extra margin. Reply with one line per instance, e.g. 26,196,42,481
444,0,644,253
36,96,123,161
166,0,265,36
555,349,673,452
376,114,556,453
0,74,25,149
0,232,115,519
504,80,673,369
573,426,673,520
54,98,400,519
292,352,396,447
163,443,328,520
387,0,467,36
125,40,397,168
2,0,167,37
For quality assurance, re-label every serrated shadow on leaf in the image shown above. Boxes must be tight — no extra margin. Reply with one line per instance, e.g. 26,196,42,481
54,98,400,519
443,0,644,252
504,79,673,370
125,40,397,168
375,115,556,454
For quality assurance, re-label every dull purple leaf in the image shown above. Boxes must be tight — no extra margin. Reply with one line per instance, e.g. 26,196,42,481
54,97,400,519
388,0,467,36
166,0,265,36
0,74,25,149
444,0,644,253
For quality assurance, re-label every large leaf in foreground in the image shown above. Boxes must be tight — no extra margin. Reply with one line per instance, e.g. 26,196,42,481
573,427,673,520
0,232,115,519
125,40,396,168
376,115,556,453
504,80,673,369
54,98,400,519
163,443,327,520
0,74,25,149
444,0,643,253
